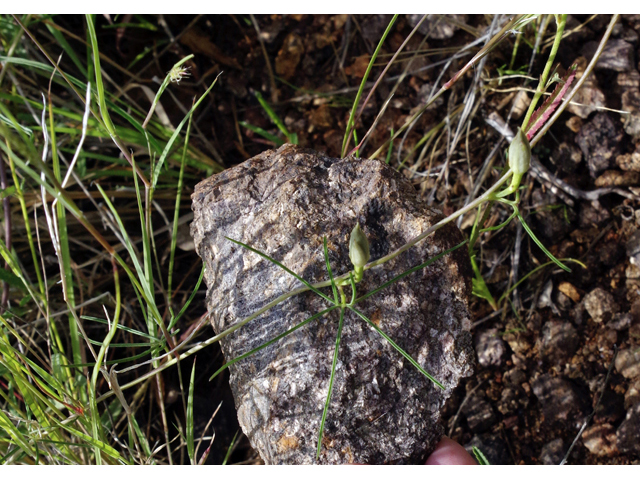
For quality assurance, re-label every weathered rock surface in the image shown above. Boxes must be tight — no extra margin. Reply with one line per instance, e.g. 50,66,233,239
191,144,474,464
532,374,589,428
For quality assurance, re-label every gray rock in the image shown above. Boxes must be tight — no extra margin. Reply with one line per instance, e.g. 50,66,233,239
583,39,635,72
583,287,620,323
552,142,582,174
191,144,474,464
539,438,564,465
475,328,507,368
461,395,496,433
583,424,618,457
617,402,640,455
608,313,634,331
532,374,589,428
575,113,624,177
615,348,640,379
540,320,579,364
465,433,511,465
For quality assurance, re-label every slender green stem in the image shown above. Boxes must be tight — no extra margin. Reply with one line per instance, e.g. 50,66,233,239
317,307,345,459
522,14,567,130
529,15,619,149
341,15,398,157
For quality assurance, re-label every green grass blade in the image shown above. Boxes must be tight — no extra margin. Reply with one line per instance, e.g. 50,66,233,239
209,306,338,380
168,96,195,306
152,73,222,190
348,306,444,390
81,316,159,341
169,264,205,331
316,307,345,460
0,409,35,459
225,237,335,304
85,15,116,137
323,237,339,304
355,240,467,304
479,210,517,233
187,357,196,464
253,91,296,143
238,120,284,146
498,258,585,304
516,210,570,272
45,21,88,78
341,14,398,157
222,430,240,465
51,418,124,462
473,446,490,465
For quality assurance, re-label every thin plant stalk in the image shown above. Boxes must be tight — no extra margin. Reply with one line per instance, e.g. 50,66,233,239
316,307,345,459
341,15,398,157
522,15,567,130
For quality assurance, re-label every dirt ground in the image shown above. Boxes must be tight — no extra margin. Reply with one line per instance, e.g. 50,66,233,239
26,14,640,464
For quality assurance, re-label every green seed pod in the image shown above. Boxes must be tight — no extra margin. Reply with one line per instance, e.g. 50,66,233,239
508,127,531,176
349,222,370,271
497,127,532,198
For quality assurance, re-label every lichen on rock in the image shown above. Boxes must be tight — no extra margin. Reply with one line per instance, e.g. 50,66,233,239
191,144,474,464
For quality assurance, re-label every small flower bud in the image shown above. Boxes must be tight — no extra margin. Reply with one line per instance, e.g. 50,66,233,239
508,127,531,177
349,222,370,271
497,127,532,198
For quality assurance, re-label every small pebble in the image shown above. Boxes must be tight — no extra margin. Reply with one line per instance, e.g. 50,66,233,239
532,374,589,428
540,320,579,364
475,328,507,368
583,424,618,457
558,282,581,302
461,395,497,433
576,113,624,177
616,402,640,455
583,287,620,323
539,438,565,465
614,348,640,379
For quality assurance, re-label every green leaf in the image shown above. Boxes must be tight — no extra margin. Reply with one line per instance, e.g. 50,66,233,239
473,446,491,465
317,307,345,459
517,211,570,272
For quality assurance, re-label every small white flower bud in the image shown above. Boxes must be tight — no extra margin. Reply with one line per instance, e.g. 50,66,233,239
349,222,370,271
508,127,531,176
